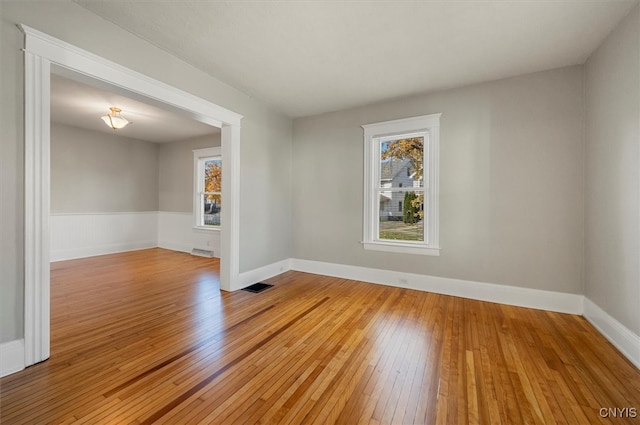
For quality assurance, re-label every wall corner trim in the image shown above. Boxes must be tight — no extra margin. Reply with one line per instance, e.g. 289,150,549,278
289,258,585,315
1,339,26,378
583,298,640,369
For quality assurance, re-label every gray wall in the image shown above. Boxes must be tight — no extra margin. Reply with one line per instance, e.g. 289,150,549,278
159,134,221,213
1,1,293,344
51,123,159,213
52,125,223,214
584,5,640,334
293,66,585,294
0,4,24,343
239,115,293,268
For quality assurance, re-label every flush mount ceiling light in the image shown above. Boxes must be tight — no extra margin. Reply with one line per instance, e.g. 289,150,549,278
101,107,129,130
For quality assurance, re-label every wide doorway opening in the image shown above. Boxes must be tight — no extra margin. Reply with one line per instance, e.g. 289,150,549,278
22,25,242,367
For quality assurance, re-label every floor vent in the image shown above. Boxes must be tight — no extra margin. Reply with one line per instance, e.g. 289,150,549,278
242,283,274,293
191,248,214,258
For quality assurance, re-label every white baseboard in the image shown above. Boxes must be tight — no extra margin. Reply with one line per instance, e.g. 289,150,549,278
51,241,158,262
584,298,640,369
239,259,292,289
157,240,192,254
290,258,584,315
1,339,25,377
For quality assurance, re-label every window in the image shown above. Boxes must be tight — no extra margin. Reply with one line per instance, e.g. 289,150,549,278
362,114,440,255
193,147,221,230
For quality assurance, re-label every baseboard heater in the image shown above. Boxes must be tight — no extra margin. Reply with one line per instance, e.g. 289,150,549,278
191,248,214,258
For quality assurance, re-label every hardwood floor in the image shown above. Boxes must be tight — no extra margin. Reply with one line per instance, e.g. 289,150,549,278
1,248,639,424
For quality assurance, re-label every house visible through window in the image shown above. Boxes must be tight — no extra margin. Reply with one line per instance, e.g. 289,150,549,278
193,147,221,229
362,114,440,255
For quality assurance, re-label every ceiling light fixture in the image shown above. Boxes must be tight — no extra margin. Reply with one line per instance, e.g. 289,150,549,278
101,107,129,130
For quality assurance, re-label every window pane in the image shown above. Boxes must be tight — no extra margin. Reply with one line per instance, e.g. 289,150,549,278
379,191,423,241
204,159,221,193
379,137,423,188
203,194,221,226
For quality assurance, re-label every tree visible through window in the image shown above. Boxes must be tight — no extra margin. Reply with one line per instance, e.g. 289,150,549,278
379,137,424,241
362,114,440,256
203,159,221,226
193,147,221,229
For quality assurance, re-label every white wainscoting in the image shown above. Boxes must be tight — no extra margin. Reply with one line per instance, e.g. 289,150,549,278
0,339,25,377
157,211,220,257
50,212,158,261
584,298,640,369
50,211,221,261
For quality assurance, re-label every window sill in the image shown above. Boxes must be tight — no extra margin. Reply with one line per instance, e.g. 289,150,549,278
362,241,440,256
193,226,221,232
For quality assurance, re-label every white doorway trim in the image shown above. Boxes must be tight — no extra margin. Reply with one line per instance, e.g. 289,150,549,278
20,25,242,366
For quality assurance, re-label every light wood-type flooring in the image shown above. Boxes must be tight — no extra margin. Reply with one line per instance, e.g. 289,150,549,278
1,248,639,424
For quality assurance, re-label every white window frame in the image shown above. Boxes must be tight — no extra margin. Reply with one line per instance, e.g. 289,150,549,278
193,147,222,231
362,114,441,256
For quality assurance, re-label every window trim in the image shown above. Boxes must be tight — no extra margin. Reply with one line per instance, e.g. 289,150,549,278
361,114,441,256
193,147,222,231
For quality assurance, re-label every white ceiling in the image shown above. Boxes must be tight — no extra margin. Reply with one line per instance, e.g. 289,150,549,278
75,0,637,118
51,74,219,143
